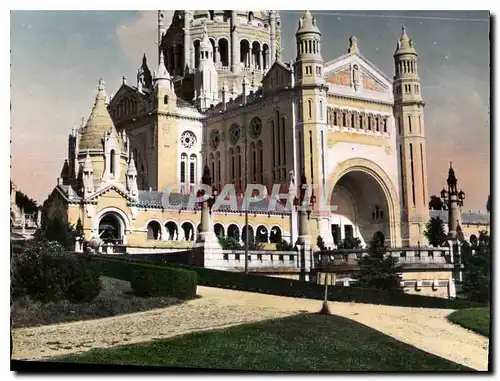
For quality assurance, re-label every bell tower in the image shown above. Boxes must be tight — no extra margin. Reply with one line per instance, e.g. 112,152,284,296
393,26,429,246
294,11,330,247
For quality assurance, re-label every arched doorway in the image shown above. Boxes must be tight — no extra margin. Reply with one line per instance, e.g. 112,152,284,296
214,223,225,238
147,221,162,240
98,213,123,244
330,169,393,247
256,225,268,243
227,224,239,240
241,225,254,243
269,226,282,243
181,222,195,241
165,221,178,240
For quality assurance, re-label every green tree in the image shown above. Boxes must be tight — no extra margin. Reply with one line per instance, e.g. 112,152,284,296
276,239,295,251
429,195,444,210
424,217,447,247
218,236,243,250
354,238,402,292
35,215,78,250
337,236,362,249
15,189,39,214
460,235,490,304
316,236,327,251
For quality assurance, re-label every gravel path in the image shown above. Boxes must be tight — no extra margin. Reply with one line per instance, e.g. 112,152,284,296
12,286,489,371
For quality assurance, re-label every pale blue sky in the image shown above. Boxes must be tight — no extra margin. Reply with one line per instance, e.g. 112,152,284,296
10,10,490,211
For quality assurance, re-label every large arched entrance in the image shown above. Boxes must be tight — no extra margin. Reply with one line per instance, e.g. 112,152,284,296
328,160,400,247
98,213,124,244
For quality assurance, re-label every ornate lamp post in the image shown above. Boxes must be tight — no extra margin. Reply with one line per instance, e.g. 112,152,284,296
439,162,465,241
294,173,316,281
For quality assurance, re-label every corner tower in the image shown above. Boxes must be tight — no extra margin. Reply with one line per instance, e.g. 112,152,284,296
393,27,430,246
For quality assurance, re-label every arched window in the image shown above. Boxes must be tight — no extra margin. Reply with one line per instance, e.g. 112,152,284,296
110,149,116,176
210,153,215,184
209,10,214,20
319,100,323,120
408,115,412,133
250,142,256,181
281,116,286,165
218,38,229,67
189,154,197,184
164,95,168,104
271,121,276,167
180,153,187,183
257,140,263,183
308,99,312,119
236,146,242,191
230,148,235,184
193,40,201,69
248,12,254,22
216,151,221,189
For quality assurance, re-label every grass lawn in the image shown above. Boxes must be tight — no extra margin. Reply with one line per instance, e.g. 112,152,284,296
11,277,183,328
57,313,472,371
447,308,490,337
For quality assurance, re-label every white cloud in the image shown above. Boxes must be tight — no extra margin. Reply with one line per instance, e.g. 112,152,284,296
116,10,173,70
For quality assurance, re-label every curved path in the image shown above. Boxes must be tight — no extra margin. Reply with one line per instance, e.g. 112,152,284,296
12,286,489,370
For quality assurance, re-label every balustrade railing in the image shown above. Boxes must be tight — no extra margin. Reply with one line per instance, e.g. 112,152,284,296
313,247,452,267
220,249,299,268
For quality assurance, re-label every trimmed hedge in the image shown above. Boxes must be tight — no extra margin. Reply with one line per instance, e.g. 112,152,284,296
91,255,484,310
93,257,197,300
131,268,197,299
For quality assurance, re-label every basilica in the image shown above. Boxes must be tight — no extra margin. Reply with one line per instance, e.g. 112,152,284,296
45,10,432,252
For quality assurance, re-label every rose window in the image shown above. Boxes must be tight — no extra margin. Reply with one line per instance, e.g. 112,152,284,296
229,124,241,145
249,117,262,139
180,131,197,149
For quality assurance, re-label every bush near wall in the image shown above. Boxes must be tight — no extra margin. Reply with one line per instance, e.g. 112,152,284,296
92,255,483,310
92,257,197,300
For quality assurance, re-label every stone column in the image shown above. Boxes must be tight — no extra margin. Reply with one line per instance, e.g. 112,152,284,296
230,11,239,73
184,12,192,73
215,45,221,66
269,11,276,67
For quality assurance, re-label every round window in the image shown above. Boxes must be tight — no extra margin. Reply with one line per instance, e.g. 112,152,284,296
180,131,197,149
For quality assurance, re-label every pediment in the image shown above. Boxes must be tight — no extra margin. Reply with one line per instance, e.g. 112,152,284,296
109,85,150,123
262,61,291,93
324,52,392,95
85,183,134,203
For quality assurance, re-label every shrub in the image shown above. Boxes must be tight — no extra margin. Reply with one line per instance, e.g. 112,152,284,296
218,236,243,250
63,258,102,303
317,236,327,251
354,238,402,292
276,239,295,251
337,237,362,249
424,217,447,247
130,267,197,299
11,241,101,304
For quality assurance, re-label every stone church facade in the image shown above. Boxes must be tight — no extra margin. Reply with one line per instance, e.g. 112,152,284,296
45,10,432,252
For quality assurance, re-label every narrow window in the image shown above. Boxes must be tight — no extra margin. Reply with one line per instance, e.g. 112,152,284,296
180,159,186,183
420,144,426,205
419,116,422,133
397,117,401,135
164,95,168,104
190,160,196,183
281,116,286,166
110,149,116,175
319,100,323,120
308,100,312,119
271,121,276,167
399,146,405,208
276,111,281,166
408,115,412,133
409,144,416,207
